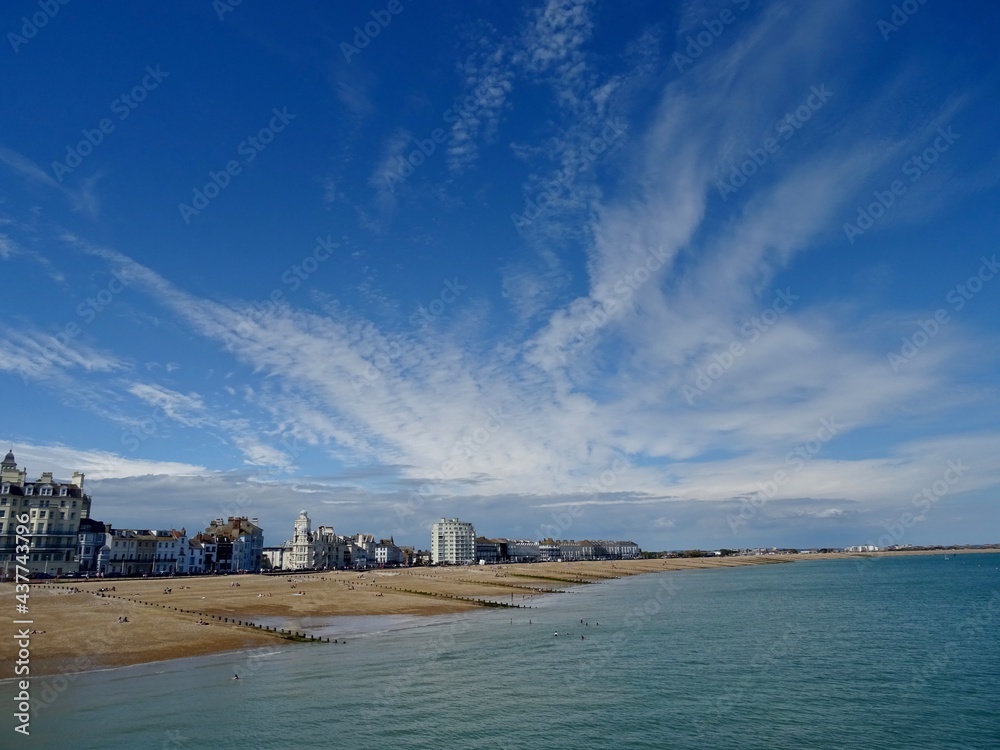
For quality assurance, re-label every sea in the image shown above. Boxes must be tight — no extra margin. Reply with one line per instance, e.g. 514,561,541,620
4,553,999,749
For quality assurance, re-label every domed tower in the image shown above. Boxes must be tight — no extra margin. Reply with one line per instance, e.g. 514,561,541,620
1,449,25,485
293,510,311,542
291,510,314,570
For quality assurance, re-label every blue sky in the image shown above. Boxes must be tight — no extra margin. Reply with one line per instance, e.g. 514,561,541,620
2,0,999,551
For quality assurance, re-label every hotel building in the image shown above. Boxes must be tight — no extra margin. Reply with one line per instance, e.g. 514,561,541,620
0,450,91,577
263,511,398,571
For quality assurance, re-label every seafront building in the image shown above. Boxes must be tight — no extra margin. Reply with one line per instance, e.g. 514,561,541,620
106,529,156,576
78,522,207,577
431,518,477,564
84,519,260,576
262,510,402,571
0,450,91,577
475,537,502,563
0,449,233,579
374,538,406,565
196,516,264,572
287,510,344,569
153,529,188,575
179,537,206,574
77,517,113,573
1,448,643,577
506,539,541,562
468,536,641,564
92,518,263,576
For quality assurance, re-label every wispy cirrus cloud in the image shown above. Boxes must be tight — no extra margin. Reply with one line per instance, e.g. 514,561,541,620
2,0,997,550
0,145,103,218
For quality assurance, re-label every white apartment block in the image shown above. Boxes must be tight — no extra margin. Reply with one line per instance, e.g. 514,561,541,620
431,518,476,564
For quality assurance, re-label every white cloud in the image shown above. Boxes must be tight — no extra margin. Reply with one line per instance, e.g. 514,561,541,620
0,441,207,483
2,0,996,550
447,38,514,173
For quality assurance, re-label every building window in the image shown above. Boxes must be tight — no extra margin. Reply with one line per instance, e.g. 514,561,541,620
25,486,33,495
40,486,53,496
0,484,8,494
59,487,68,496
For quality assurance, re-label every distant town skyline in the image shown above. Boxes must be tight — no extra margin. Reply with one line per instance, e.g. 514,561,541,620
2,1,998,551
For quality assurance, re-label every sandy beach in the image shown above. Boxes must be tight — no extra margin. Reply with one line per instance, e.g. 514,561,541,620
1,550,990,677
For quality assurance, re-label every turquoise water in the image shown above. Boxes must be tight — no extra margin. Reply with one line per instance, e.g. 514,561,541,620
5,554,999,749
